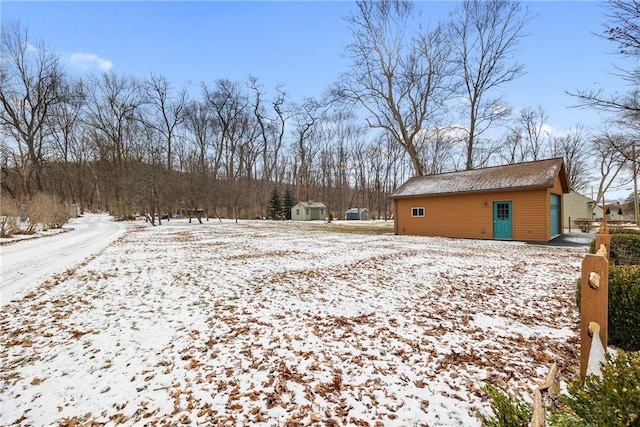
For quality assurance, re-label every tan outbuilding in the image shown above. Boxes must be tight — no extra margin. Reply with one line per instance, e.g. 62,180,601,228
389,158,570,242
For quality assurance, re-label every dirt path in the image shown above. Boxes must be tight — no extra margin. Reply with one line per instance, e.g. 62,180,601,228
0,214,129,306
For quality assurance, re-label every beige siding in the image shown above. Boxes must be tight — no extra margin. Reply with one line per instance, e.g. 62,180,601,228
563,191,594,226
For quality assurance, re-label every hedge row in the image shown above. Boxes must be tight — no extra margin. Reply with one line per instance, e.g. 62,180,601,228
590,231,640,265
606,266,640,351
609,228,640,235
579,261,640,352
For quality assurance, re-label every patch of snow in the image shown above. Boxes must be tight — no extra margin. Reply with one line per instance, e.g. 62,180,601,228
0,219,585,425
0,214,130,306
586,331,607,377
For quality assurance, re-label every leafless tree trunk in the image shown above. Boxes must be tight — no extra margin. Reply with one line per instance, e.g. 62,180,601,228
249,77,290,215
520,106,550,161
184,99,217,216
448,0,530,170
291,98,324,201
336,0,456,177
144,73,188,172
550,124,593,192
0,22,64,198
569,1,640,129
83,71,142,218
143,73,189,221
46,79,86,205
591,130,631,204
415,126,457,175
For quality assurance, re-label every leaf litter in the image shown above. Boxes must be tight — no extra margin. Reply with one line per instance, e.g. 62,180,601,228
0,219,585,425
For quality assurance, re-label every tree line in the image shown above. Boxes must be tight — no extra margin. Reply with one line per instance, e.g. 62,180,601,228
1,0,636,223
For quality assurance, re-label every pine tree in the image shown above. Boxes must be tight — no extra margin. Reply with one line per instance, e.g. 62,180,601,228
268,187,282,220
282,187,295,220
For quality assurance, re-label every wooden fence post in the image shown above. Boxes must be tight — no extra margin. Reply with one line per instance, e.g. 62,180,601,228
595,233,611,259
580,245,609,380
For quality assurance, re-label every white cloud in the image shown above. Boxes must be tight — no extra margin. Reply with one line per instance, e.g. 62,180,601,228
540,123,566,138
69,52,112,72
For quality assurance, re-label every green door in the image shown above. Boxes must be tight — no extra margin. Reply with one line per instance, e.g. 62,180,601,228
550,194,561,237
493,201,513,240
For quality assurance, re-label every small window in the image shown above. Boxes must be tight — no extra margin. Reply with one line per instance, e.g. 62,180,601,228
496,203,509,220
296,209,300,215
412,207,425,217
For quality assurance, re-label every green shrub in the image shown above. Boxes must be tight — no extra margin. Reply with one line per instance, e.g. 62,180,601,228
577,266,640,351
609,228,640,235
482,353,640,427
480,383,531,427
589,232,640,265
611,234,640,265
550,352,640,427
608,266,640,351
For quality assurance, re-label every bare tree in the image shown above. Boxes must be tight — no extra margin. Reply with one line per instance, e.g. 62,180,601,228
570,0,640,126
520,105,550,161
144,73,188,172
249,77,288,183
184,99,216,218
204,79,258,219
415,126,457,175
249,76,290,215
46,78,86,205
448,0,530,170
550,124,593,192
591,129,631,204
498,105,550,163
142,73,189,220
83,71,143,218
291,98,324,201
317,110,367,220
336,0,456,176
0,22,64,197
500,127,526,164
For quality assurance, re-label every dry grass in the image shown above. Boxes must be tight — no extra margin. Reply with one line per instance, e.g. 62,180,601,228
305,222,394,235
1,194,71,237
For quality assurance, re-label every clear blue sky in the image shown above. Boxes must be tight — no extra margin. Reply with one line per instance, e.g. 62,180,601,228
2,1,630,133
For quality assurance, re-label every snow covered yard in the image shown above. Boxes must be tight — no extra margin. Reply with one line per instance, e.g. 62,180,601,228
1,219,586,426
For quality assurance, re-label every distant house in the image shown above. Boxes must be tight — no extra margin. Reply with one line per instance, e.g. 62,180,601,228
605,203,626,221
389,158,570,242
346,208,369,220
291,201,327,221
563,191,602,226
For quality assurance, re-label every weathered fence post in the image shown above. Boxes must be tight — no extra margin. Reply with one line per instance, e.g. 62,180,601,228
531,362,560,427
595,217,610,258
579,240,609,380
530,220,611,425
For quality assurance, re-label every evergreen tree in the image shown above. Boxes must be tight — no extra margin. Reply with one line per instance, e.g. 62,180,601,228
268,187,282,220
282,187,295,220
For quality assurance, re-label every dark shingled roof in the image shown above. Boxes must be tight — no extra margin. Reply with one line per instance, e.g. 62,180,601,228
390,158,569,198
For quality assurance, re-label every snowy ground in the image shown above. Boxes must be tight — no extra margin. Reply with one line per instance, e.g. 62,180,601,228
0,216,588,426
